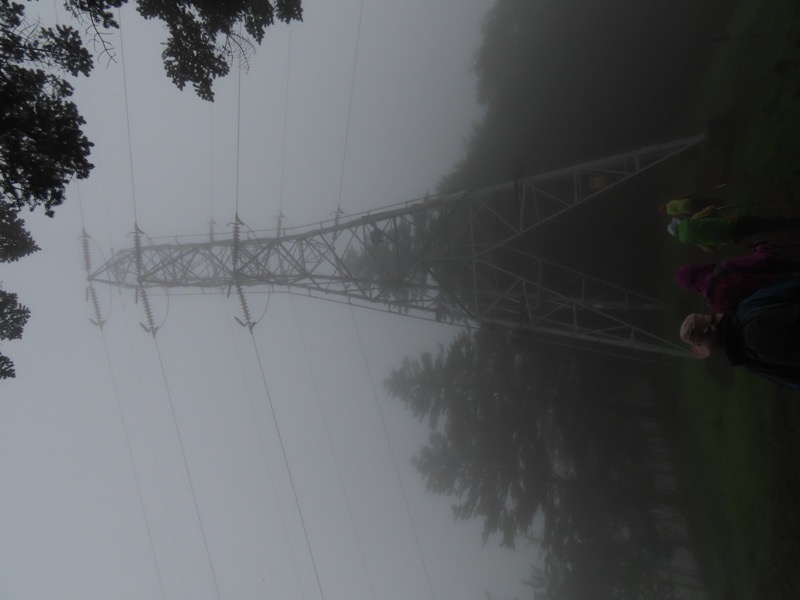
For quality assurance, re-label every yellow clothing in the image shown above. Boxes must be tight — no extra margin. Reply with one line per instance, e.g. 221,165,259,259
665,197,696,217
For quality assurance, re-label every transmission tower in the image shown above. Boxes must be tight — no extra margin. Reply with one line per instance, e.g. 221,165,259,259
87,135,704,357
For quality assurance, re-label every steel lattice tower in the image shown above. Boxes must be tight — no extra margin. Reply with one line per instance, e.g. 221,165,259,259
88,135,704,357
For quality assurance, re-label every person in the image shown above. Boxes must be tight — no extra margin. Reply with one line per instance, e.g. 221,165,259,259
675,242,800,312
667,207,800,252
679,275,800,390
658,195,719,218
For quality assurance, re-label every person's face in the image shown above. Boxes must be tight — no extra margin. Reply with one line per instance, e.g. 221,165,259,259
680,313,714,346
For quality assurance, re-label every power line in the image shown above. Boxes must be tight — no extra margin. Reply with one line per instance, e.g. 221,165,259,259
209,101,216,234
335,0,367,212
278,4,439,592
118,9,223,598
99,327,169,600
235,64,243,215
279,25,293,217
152,337,224,600
231,40,322,599
221,297,308,600
201,68,307,598
349,308,438,600
117,9,139,224
79,208,168,599
271,24,382,598
247,331,328,600
289,298,378,600
119,309,193,600
319,3,454,578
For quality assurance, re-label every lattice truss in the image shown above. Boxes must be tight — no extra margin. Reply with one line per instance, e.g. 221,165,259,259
88,136,703,355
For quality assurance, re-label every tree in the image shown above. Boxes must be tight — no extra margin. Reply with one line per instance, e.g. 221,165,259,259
0,0,304,220
66,0,303,100
389,329,689,596
385,328,553,547
0,1,93,375
0,205,39,262
0,2,94,217
0,289,30,378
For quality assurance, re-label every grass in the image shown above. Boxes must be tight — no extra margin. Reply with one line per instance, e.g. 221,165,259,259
698,0,800,201
668,0,800,597
674,365,778,600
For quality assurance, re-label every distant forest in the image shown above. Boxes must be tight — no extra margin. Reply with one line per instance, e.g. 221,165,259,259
439,0,734,193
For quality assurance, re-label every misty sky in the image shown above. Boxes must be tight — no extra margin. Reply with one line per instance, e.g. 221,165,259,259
0,1,540,599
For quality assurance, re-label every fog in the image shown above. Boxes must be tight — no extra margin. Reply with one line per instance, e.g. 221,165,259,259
2,0,788,599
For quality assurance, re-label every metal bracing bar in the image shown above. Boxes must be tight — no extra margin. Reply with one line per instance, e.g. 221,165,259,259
475,134,705,256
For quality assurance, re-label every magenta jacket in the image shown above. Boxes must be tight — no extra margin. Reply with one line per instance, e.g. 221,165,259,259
675,243,799,312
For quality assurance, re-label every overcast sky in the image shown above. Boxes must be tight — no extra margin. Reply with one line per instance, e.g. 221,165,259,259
0,2,540,599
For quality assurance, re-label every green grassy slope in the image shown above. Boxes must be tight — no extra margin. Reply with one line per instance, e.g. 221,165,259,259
670,1,800,598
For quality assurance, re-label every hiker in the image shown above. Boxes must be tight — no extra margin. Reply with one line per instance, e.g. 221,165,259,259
667,208,800,252
679,275,800,390
658,195,719,218
675,242,800,312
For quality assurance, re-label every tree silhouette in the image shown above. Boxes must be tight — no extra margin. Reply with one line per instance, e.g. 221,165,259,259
390,329,688,596
385,329,552,547
0,205,39,262
0,2,93,375
0,2,94,217
0,290,30,379
66,0,303,100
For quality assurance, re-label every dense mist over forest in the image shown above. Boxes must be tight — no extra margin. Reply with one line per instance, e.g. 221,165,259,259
439,0,733,193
